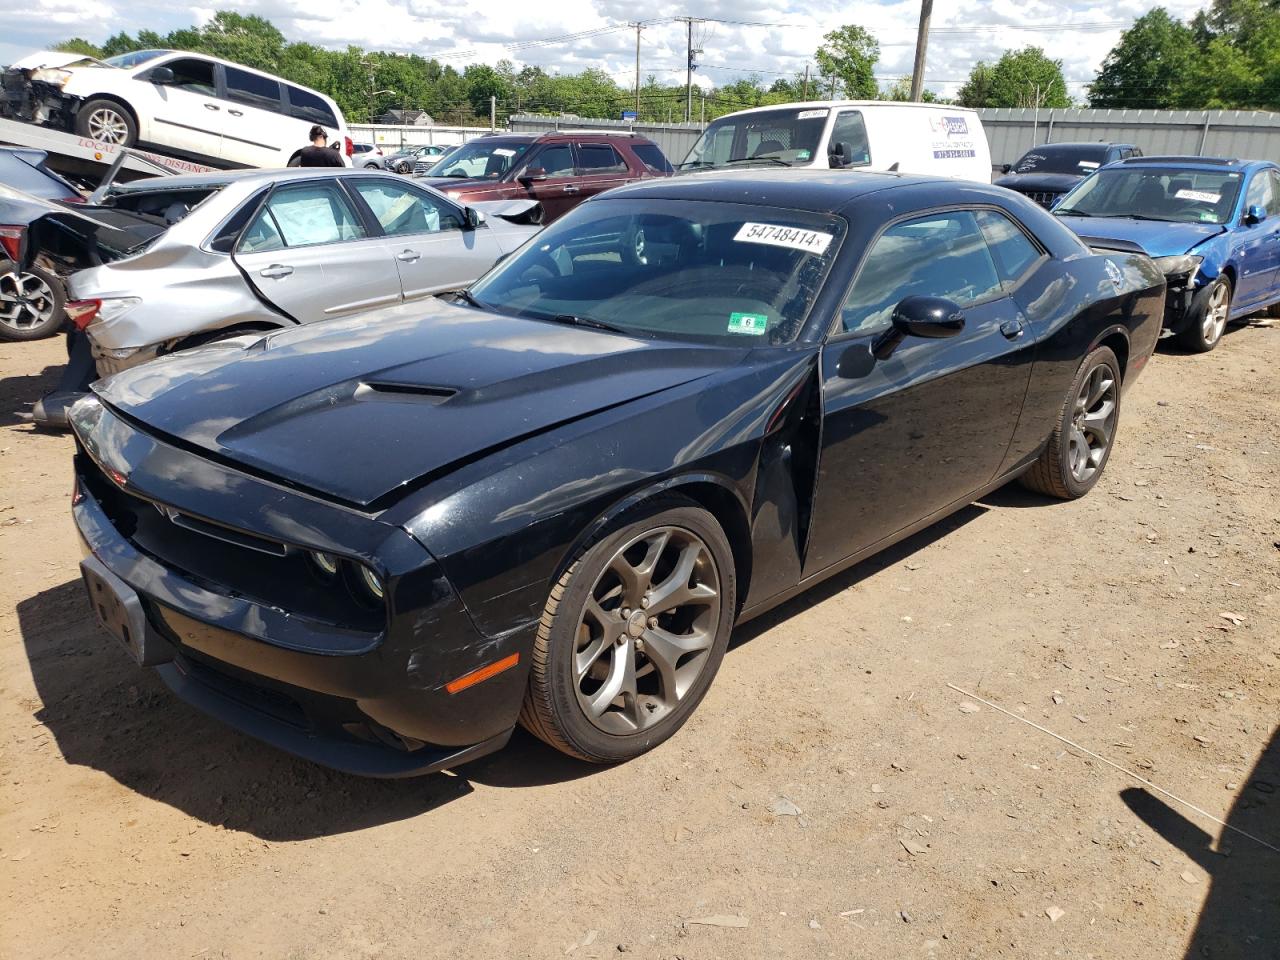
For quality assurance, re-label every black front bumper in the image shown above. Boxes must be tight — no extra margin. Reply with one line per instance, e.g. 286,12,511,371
70,436,536,777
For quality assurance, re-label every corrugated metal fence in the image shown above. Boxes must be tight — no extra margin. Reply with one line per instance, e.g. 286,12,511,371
509,108,1280,169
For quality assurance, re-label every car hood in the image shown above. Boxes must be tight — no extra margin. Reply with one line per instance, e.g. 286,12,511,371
993,172,1083,193
10,49,112,70
94,299,742,509
1055,215,1225,258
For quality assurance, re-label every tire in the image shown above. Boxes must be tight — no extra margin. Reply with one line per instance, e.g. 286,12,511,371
0,264,65,341
1177,276,1231,353
363,161,380,169
75,98,137,147
519,500,736,763
1019,345,1122,500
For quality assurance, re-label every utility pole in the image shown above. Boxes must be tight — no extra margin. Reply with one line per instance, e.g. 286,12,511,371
631,22,644,117
802,63,810,100
909,0,933,102
685,18,694,122
490,95,496,131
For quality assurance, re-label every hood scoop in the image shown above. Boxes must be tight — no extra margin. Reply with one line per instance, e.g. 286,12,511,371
354,381,457,405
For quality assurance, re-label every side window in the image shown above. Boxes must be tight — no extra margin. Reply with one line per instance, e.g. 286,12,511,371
237,183,364,253
1244,172,1275,217
830,111,871,167
224,66,282,112
975,210,1043,290
285,86,339,127
576,143,628,174
840,211,1002,336
632,142,673,174
163,58,216,96
351,180,463,236
1270,171,1280,216
534,144,575,177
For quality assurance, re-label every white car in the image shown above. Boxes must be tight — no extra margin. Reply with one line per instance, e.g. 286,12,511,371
7,49,351,169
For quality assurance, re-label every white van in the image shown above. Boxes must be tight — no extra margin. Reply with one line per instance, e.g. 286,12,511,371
9,49,350,170
680,101,992,182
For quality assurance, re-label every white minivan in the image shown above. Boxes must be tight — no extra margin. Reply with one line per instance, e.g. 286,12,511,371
680,101,992,182
11,49,350,169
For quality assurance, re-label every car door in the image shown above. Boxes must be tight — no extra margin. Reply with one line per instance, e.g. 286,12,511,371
1233,169,1280,310
803,208,1038,576
518,142,579,222
134,57,224,161
572,142,634,201
218,65,288,168
232,181,402,321
347,178,505,300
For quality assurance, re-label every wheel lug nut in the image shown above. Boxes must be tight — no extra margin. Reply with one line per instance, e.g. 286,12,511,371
621,608,631,618
648,617,657,628
641,597,649,608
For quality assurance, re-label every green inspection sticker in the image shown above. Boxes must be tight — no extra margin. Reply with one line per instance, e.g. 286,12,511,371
728,312,769,336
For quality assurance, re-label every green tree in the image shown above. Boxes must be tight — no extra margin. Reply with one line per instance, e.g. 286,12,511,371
53,38,104,58
1090,8,1197,108
198,12,285,72
958,47,1070,108
814,25,880,100
882,76,938,102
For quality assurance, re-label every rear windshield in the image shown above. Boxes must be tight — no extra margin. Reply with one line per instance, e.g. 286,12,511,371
470,197,844,345
1012,145,1108,175
632,142,674,174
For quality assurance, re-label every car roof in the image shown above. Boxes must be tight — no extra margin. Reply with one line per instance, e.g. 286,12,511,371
1029,141,1132,149
599,169,981,213
1114,155,1271,172
715,99,979,120
106,167,408,193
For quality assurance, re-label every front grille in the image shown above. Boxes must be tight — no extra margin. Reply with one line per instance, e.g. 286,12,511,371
79,453,385,632
1021,190,1062,209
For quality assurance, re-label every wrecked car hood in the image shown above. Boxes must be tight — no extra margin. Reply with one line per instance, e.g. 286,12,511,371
93,298,741,508
9,50,112,70
1056,214,1225,259
0,184,163,272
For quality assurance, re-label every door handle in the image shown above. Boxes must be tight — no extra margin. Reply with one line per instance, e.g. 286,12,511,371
562,185,580,194
204,103,220,111
259,264,293,279
228,109,243,117
396,249,422,262
1000,318,1026,340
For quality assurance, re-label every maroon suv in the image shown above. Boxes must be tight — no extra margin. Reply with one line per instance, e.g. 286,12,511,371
419,132,673,223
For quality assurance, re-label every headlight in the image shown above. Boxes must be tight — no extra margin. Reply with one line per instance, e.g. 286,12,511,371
67,393,103,437
309,551,339,576
1152,254,1203,278
357,564,384,601
31,68,73,88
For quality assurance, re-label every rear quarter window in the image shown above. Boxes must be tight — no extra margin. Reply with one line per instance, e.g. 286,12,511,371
285,86,339,128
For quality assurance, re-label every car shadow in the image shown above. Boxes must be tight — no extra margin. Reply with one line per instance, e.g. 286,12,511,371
1120,726,1279,958
730,502,989,648
15,580,596,841
0,362,63,427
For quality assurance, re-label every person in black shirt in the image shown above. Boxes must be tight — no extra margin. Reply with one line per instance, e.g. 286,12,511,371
297,125,345,167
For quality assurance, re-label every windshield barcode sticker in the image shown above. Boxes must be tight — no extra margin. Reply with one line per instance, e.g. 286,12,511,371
797,109,829,119
728,312,769,336
1078,161,1100,169
492,148,516,157
735,222,833,255
1176,189,1221,203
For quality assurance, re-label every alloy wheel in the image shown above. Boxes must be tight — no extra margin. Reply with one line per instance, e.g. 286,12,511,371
0,271,56,333
573,526,720,735
1068,362,1117,484
1202,282,1229,346
87,107,128,143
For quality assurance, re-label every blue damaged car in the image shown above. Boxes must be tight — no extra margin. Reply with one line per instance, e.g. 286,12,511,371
1054,156,1280,352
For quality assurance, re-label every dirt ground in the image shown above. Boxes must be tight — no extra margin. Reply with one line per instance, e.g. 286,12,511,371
0,324,1276,960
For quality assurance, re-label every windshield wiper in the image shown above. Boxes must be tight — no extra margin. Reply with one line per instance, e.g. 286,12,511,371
725,156,791,167
1056,209,1091,217
452,289,489,310
549,314,629,334
1119,213,1173,222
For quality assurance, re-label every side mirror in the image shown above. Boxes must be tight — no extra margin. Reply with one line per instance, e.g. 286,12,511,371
463,206,484,229
148,66,175,85
1001,163,1013,174
829,141,853,169
1245,203,1267,225
872,296,964,360
519,167,547,183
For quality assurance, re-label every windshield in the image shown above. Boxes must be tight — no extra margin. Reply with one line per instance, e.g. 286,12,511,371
1056,167,1244,225
680,108,829,170
469,198,844,345
430,139,533,179
1012,145,1108,175
103,50,170,69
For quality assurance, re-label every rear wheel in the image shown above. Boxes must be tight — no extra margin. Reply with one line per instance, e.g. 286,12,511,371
75,99,137,147
1020,346,1121,500
520,501,735,763
0,265,65,341
1177,276,1231,353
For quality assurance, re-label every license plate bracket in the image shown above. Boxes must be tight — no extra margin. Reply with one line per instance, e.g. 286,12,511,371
80,556,172,667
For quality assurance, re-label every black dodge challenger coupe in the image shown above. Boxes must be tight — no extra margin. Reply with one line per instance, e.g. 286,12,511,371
69,171,1165,776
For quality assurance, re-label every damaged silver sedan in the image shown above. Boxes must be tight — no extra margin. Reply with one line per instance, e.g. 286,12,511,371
14,168,541,376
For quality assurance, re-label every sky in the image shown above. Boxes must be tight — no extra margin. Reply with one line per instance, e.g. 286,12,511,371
0,0,1213,101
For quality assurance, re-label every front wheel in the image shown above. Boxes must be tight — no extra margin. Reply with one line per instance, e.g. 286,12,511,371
520,501,736,763
1020,345,1121,500
0,265,65,341
1178,276,1231,353
75,99,137,146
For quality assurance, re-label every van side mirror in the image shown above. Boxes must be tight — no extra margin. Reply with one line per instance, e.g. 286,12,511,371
829,141,853,168
872,296,965,360
519,167,547,183
148,66,175,85
1245,203,1267,225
